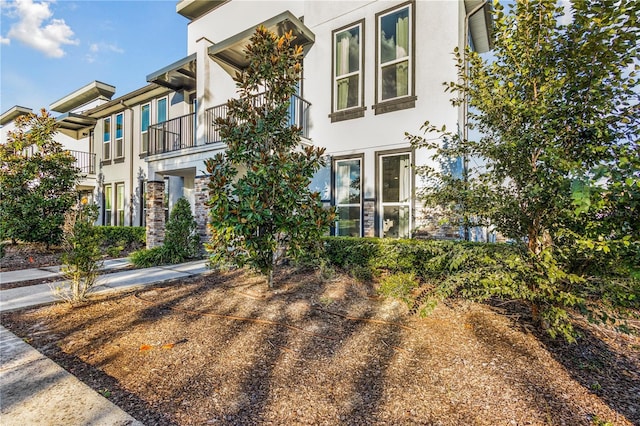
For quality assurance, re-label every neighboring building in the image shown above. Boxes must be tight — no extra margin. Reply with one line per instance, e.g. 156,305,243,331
0,0,493,248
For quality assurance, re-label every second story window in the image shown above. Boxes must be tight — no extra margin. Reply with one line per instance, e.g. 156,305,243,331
103,117,111,161
331,20,365,122
141,103,150,153
157,97,167,124
375,2,415,113
335,23,362,110
115,113,124,158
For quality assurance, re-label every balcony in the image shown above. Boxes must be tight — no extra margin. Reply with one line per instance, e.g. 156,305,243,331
204,94,311,144
69,150,96,175
148,113,196,155
145,95,311,156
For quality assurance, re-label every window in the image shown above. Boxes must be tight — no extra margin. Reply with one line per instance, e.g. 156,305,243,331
334,158,362,237
379,152,411,238
163,177,170,222
375,2,415,113
157,97,167,124
104,185,112,226
140,180,147,227
115,113,124,158
116,183,125,226
141,103,150,153
331,20,364,122
103,117,111,160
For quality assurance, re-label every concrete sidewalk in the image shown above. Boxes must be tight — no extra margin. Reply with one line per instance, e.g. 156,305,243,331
0,259,211,425
0,257,132,285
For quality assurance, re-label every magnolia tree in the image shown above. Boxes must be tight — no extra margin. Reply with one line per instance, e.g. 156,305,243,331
408,0,639,338
205,26,334,287
0,110,79,247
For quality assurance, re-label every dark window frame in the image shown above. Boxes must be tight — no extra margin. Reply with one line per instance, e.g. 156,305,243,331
329,19,366,123
373,1,417,115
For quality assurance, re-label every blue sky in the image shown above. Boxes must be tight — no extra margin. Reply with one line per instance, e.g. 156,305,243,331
1,0,188,114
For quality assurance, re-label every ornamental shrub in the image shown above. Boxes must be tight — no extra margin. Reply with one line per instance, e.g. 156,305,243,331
53,201,103,303
130,197,200,267
319,237,638,341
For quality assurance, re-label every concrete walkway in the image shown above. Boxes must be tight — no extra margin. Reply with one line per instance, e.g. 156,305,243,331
0,259,211,425
0,257,132,285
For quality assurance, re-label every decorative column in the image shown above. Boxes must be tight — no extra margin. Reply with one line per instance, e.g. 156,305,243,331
193,175,210,244
146,180,165,248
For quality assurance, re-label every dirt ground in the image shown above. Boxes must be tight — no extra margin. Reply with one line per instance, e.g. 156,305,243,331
2,265,639,426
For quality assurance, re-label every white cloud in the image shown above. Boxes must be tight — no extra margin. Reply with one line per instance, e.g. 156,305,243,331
85,41,124,63
0,36,9,45
5,0,78,58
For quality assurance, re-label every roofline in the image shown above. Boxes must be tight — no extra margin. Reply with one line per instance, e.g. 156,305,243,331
0,106,33,126
84,83,171,117
49,80,116,113
176,0,228,20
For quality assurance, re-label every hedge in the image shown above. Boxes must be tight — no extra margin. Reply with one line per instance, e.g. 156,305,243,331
95,226,146,248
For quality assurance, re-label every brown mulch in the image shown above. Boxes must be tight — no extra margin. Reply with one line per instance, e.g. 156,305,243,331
1,267,639,426
0,243,65,272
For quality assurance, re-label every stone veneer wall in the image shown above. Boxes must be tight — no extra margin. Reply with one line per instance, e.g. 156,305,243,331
363,200,376,237
194,176,210,244
146,180,165,249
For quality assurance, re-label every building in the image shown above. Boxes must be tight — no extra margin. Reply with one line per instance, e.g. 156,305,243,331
0,0,493,247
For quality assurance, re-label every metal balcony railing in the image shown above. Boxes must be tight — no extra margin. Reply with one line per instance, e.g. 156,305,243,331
68,150,96,175
12,147,96,175
148,112,196,155
204,93,311,144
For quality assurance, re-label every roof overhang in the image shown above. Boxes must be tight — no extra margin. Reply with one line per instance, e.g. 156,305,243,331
147,53,197,92
0,106,33,126
465,0,494,53
208,11,314,72
56,112,97,131
85,84,170,118
55,112,97,139
176,0,228,20
50,81,116,113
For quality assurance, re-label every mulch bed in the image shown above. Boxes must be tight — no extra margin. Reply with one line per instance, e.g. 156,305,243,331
2,267,638,426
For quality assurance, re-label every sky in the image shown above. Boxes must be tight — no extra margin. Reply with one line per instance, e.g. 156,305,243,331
1,0,188,114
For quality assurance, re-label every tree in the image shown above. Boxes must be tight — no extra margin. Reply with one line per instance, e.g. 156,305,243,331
54,200,103,303
205,26,334,288
129,197,201,267
0,109,80,247
164,197,201,259
409,0,639,337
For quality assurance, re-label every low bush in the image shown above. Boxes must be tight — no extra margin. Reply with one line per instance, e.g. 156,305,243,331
130,198,200,268
129,246,185,268
96,226,145,251
319,237,639,341
378,272,419,307
53,202,103,303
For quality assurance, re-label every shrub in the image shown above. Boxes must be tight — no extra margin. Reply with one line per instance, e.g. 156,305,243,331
96,226,145,253
130,198,200,268
129,246,181,268
53,202,103,303
319,236,638,341
350,265,375,282
378,272,419,307
164,197,201,259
